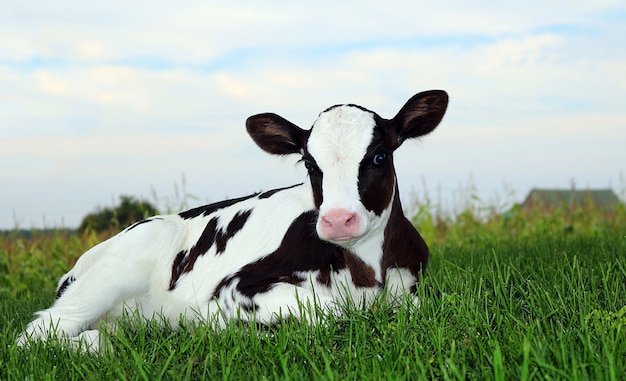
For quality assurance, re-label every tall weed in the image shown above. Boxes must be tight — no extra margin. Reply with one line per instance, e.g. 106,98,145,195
0,230,104,295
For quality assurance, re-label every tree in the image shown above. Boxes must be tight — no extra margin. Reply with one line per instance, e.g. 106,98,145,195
78,196,159,233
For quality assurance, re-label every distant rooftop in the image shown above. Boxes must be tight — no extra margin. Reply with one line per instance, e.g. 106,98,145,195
521,188,622,212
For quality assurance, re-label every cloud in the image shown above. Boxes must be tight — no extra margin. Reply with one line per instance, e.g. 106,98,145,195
1,1,625,228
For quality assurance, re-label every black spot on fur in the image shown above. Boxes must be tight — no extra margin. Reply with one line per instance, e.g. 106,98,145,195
321,103,374,115
124,217,162,232
169,251,187,290
168,217,218,290
216,210,252,254
169,210,252,290
241,301,260,313
380,184,429,288
211,275,235,300
258,183,302,199
56,275,76,299
178,194,257,220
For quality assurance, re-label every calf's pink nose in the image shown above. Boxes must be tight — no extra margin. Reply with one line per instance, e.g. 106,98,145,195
320,209,360,241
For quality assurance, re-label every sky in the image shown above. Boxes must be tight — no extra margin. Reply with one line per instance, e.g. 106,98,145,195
1,1,625,230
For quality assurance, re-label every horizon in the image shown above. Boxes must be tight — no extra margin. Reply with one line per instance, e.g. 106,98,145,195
5,182,625,232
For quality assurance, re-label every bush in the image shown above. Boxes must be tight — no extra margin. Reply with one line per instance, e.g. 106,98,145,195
78,195,158,234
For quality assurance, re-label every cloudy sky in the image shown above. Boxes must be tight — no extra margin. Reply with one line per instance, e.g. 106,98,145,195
1,1,625,229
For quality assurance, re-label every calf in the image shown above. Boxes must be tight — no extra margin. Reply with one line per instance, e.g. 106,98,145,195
17,90,448,351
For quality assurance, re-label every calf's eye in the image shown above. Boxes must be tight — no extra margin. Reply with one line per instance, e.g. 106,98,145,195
304,160,316,173
373,153,386,166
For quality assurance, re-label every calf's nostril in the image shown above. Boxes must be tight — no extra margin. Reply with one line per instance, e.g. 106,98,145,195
345,214,357,226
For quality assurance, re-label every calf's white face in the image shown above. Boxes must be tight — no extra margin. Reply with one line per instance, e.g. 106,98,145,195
307,106,379,243
246,90,449,247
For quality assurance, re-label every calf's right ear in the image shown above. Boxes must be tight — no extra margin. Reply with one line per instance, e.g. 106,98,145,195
246,113,308,155
390,90,448,149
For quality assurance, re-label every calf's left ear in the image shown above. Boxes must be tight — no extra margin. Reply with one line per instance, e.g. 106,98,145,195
390,90,448,149
246,113,308,155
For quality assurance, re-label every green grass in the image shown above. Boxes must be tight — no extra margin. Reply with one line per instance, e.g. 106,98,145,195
2,206,626,380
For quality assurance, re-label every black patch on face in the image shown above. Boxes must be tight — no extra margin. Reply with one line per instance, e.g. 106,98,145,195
301,153,323,208
358,117,396,216
211,211,379,300
169,210,252,290
179,194,258,220
258,183,303,199
56,275,76,299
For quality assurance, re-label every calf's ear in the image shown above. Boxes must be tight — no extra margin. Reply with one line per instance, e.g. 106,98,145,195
390,90,448,149
246,113,308,155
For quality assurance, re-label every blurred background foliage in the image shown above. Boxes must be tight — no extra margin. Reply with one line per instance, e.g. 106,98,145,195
78,195,158,234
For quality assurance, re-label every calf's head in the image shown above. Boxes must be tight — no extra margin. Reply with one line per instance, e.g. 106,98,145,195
246,90,448,247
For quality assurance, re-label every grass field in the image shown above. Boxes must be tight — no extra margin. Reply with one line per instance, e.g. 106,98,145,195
1,201,625,380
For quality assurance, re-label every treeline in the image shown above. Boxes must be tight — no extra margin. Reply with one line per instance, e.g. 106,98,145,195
3,196,158,238
77,195,157,233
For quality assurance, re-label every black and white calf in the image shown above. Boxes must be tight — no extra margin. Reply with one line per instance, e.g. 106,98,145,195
17,90,448,351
